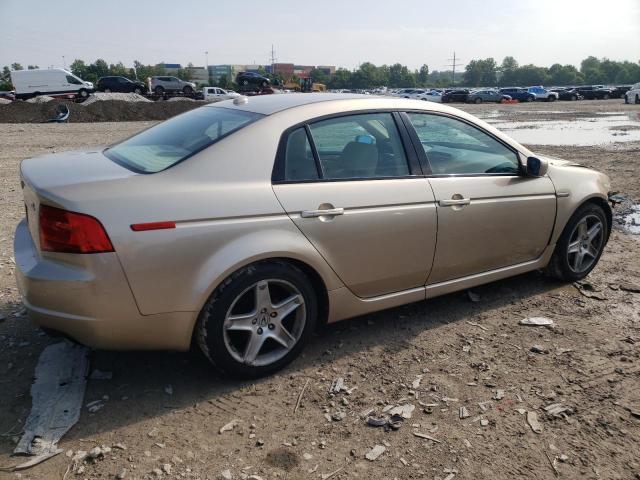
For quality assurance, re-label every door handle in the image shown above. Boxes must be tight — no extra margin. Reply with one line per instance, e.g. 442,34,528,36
300,207,344,218
439,198,471,207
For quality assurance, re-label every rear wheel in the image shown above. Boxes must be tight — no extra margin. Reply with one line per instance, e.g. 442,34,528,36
546,203,607,282
603,93,610,100
474,97,482,104
78,89,89,98
196,261,318,378
548,95,556,102
261,80,268,88
104,88,112,93
134,87,142,95
527,96,534,102
571,95,577,101
154,86,165,95
635,94,640,105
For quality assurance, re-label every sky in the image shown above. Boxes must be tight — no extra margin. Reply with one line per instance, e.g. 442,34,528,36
2,0,639,71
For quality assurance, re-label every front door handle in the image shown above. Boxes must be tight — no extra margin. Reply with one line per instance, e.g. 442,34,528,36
439,198,470,207
301,207,344,218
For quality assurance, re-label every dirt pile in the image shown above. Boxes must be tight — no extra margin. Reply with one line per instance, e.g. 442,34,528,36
0,99,203,123
81,92,152,105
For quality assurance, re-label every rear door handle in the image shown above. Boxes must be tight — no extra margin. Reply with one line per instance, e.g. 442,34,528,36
300,208,344,218
439,198,471,206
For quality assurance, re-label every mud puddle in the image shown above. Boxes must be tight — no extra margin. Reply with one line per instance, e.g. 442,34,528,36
487,113,640,146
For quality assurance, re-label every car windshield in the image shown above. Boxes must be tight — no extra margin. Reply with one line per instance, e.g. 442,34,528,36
104,107,263,173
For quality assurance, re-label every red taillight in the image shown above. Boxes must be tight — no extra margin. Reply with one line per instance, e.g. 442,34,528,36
39,205,114,254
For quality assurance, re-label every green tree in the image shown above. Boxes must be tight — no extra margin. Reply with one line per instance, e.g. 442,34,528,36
11,63,24,71
416,64,429,86
499,56,519,85
465,59,498,87
328,68,352,89
309,68,328,84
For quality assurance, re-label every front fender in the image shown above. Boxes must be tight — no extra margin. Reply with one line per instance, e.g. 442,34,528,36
547,163,611,244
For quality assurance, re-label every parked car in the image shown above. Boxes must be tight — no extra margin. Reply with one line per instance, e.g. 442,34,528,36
96,76,146,94
414,90,442,102
10,68,94,99
527,86,559,102
625,82,640,104
0,91,15,101
236,72,270,88
393,88,419,97
467,89,510,103
576,85,613,100
549,88,581,101
149,76,196,95
441,89,469,103
499,88,536,102
611,85,631,99
15,94,612,377
202,87,241,102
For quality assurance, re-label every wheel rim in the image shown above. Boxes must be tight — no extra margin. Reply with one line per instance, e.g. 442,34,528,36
567,214,604,273
222,279,306,367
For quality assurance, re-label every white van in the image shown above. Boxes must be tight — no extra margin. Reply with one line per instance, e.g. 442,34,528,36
10,69,94,100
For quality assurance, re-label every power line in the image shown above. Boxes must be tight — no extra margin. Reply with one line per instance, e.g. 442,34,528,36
445,52,465,85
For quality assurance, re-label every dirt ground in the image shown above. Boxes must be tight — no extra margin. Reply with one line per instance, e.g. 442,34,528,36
0,99,639,480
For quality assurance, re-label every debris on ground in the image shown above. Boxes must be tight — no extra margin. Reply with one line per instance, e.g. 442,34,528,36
543,403,574,418
365,445,386,461
81,92,152,105
219,419,240,434
387,403,415,419
530,345,549,354
519,317,554,327
14,342,89,463
26,95,54,103
413,431,442,443
459,406,471,419
574,282,608,300
527,411,543,433
619,282,640,293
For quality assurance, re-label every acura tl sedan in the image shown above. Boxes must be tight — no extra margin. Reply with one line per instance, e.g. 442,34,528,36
15,94,612,377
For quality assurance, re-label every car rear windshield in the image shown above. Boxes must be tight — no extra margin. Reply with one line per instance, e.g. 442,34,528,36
104,107,262,173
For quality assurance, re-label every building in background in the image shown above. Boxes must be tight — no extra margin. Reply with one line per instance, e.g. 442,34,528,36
157,63,181,73
187,66,209,85
317,65,336,76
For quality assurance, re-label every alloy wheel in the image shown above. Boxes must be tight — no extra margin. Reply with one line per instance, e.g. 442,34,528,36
222,279,306,367
566,214,604,273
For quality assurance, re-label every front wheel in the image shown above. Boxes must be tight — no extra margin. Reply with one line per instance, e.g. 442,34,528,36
77,89,89,98
546,203,608,282
183,86,194,94
154,86,165,95
635,94,640,105
474,97,482,104
603,93,610,100
104,88,112,93
134,87,142,95
548,95,556,102
196,261,318,378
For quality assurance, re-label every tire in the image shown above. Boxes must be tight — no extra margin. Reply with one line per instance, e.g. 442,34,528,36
474,97,482,104
547,95,556,102
154,86,164,95
571,95,577,101
196,261,318,378
603,93,610,100
134,87,142,95
635,94,640,105
261,81,268,88
183,86,193,94
242,79,249,86
104,88,111,93
546,203,608,282
78,89,89,98
527,96,534,102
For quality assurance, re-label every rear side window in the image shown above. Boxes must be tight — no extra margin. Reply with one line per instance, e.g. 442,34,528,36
284,128,319,181
105,107,263,173
308,113,410,179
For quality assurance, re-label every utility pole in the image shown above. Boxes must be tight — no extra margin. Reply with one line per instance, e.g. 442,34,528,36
62,55,66,70
205,51,209,69
446,52,463,86
269,44,277,66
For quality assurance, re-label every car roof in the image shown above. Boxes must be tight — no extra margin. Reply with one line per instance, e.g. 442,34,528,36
205,93,470,116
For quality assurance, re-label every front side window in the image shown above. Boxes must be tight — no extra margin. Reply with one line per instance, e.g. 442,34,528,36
105,107,263,173
306,113,410,179
406,113,520,175
66,75,83,85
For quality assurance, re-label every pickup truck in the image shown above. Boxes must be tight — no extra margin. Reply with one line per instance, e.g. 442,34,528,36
527,86,560,102
201,87,240,102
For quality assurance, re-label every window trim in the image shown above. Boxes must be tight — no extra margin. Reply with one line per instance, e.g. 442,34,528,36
399,111,525,178
271,109,424,184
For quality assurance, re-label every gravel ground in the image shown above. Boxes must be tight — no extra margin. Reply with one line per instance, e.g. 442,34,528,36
0,100,639,480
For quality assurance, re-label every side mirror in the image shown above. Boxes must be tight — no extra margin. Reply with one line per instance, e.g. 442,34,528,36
525,156,549,177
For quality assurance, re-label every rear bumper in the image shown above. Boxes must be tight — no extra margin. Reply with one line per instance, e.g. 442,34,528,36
14,218,195,351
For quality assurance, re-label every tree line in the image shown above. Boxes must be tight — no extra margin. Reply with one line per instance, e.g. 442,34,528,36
2,56,638,92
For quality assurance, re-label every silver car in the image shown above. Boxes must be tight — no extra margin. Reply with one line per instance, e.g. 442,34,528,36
15,94,612,377
150,75,197,95
467,89,510,103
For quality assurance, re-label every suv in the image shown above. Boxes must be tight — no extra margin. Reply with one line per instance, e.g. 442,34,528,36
235,72,270,88
625,83,640,104
97,76,146,94
499,87,535,102
576,85,613,100
150,76,197,95
527,86,560,102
